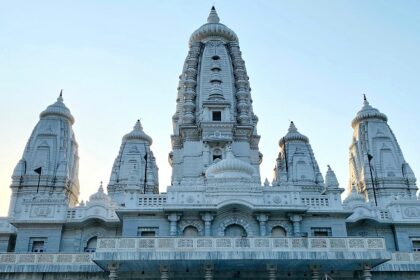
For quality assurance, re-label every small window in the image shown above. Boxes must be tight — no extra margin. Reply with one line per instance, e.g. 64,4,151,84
212,111,222,121
311,227,332,237
31,241,45,253
412,240,420,252
138,227,158,237
212,55,220,60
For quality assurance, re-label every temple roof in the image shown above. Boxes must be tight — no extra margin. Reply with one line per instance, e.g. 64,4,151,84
123,119,153,144
279,121,309,146
39,90,75,124
190,6,238,43
351,95,388,128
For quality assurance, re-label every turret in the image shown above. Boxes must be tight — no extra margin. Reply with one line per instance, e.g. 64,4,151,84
170,7,261,186
9,92,80,219
274,122,324,191
349,95,417,206
108,120,159,204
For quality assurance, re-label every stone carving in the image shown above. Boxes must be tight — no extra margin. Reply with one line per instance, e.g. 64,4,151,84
119,238,135,249
197,238,213,248
273,238,289,248
158,239,175,248
98,239,116,249
139,239,155,249
403,207,420,218
367,238,383,249
216,238,232,248
218,216,253,236
178,238,193,248
310,238,327,248
38,254,54,263
254,238,269,248
349,238,364,249
57,254,73,263
330,238,346,249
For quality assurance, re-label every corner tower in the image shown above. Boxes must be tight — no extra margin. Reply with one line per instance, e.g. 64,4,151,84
349,96,417,206
9,92,80,217
170,7,261,186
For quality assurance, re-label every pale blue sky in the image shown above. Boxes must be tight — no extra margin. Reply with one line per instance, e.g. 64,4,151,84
0,1,419,215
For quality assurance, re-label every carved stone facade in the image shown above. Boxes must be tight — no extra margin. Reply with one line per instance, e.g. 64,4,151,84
0,6,419,280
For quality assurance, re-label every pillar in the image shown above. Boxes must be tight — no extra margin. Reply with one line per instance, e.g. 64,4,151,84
204,263,214,280
310,265,320,280
266,264,277,280
160,265,169,280
108,262,119,280
289,214,303,237
168,213,181,236
201,213,214,236
256,214,269,236
361,264,372,280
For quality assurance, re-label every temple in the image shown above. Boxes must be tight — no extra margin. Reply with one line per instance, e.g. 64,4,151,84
0,7,419,280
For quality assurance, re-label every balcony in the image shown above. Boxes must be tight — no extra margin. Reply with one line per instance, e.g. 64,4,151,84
0,253,101,273
93,237,391,273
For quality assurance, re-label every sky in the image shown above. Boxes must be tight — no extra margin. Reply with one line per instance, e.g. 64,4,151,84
0,0,419,216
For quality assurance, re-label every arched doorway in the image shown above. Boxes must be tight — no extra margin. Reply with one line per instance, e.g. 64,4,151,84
183,226,199,237
84,236,97,253
224,224,247,237
271,226,287,237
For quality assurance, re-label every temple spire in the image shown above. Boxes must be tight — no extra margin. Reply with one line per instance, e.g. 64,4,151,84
207,6,220,23
58,89,63,102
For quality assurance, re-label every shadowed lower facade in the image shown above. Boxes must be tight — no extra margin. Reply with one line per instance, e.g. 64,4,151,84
1,6,420,280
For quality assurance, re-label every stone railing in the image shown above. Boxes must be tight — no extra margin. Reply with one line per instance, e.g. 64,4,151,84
138,194,167,208
0,253,93,264
96,237,386,252
388,252,420,263
301,195,329,208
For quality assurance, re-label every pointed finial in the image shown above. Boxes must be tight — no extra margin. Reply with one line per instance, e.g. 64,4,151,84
363,93,369,106
327,164,331,170
288,121,297,132
98,181,104,192
133,119,143,131
207,6,220,23
57,89,64,102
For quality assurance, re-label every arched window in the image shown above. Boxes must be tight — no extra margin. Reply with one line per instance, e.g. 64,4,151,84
84,236,97,253
224,224,247,237
271,226,286,237
183,226,199,237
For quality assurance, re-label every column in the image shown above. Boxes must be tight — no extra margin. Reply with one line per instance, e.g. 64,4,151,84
160,265,169,280
168,213,181,236
108,262,119,280
361,264,372,280
289,214,303,237
204,263,214,280
256,213,269,236
266,264,277,280
310,265,320,280
201,213,214,236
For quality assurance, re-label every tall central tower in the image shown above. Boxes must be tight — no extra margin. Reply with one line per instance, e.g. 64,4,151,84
169,7,261,186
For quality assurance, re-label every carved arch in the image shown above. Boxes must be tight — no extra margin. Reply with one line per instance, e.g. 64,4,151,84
178,219,204,236
218,216,253,236
81,228,106,251
267,221,292,237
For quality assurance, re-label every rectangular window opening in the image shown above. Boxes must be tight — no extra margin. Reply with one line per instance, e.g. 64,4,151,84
212,111,222,121
311,227,332,237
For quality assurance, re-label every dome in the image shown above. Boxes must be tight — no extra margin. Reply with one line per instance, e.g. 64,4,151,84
189,7,238,44
39,91,75,124
123,120,153,144
205,147,255,179
344,185,366,204
89,182,110,203
279,121,309,146
351,95,387,128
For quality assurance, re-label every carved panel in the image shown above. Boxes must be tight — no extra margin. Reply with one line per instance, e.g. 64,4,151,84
139,239,155,249
349,238,364,249
178,239,193,248
38,254,54,263
330,238,346,249
403,207,420,218
197,238,213,248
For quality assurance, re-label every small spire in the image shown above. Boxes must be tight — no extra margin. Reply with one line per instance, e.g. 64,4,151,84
363,93,369,106
98,181,104,193
207,6,220,23
133,119,144,131
57,89,64,102
288,121,298,132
